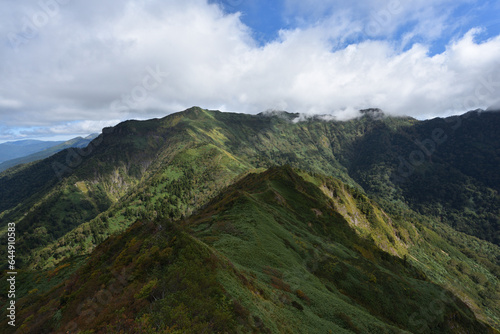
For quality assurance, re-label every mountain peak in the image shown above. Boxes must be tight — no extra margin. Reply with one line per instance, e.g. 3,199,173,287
179,106,219,119
184,106,205,114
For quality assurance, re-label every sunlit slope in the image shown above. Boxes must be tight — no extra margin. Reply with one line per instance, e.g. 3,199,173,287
6,166,497,333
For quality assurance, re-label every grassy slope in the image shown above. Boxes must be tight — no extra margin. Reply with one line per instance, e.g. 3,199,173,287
0,107,499,331
163,108,500,245
189,166,500,332
18,107,410,270
3,167,497,333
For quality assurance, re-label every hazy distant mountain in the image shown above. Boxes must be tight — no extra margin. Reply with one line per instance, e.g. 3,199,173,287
0,134,99,173
0,107,499,333
0,139,65,163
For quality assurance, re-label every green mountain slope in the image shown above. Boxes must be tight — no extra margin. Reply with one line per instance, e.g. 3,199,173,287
1,107,498,265
1,107,416,270
1,107,499,332
4,167,497,333
0,106,498,276
348,110,500,244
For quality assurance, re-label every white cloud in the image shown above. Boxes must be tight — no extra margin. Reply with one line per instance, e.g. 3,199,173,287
0,0,499,141
0,120,120,142
21,120,121,136
282,0,457,39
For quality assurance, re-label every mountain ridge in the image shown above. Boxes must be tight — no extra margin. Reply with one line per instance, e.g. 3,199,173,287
0,106,499,332
5,166,498,333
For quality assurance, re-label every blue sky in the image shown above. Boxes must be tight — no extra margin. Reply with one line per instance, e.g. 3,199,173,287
216,0,500,53
0,0,499,142
213,0,289,45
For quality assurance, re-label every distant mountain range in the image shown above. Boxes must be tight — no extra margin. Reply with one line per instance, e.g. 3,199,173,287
0,107,499,333
0,134,98,173
0,139,66,163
